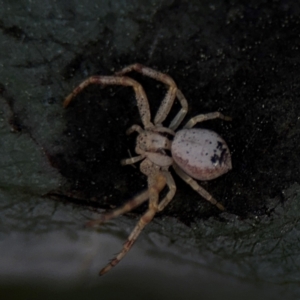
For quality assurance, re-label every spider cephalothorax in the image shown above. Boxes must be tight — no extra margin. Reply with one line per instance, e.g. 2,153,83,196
63,63,232,276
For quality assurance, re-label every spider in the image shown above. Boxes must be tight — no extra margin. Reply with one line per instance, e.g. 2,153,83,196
63,63,232,276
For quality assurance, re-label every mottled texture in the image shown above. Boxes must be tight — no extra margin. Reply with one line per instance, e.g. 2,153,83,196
172,129,232,180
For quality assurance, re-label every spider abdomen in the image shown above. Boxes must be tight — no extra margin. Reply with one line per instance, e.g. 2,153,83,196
171,128,232,181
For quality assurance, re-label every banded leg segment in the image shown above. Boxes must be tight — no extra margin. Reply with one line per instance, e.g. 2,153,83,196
121,155,145,166
115,63,178,126
99,171,166,276
156,170,176,211
63,75,153,129
99,208,156,276
168,89,188,131
86,190,149,227
172,163,225,211
184,112,232,129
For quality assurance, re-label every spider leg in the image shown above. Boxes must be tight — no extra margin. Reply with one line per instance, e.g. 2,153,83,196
115,63,187,127
121,155,145,166
63,75,153,129
153,126,175,136
168,89,188,131
172,163,225,211
99,170,167,276
184,112,232,129
125,124,143,135
99,208,156,276
119,125,146,165
157,170,176,211
86,190,149,227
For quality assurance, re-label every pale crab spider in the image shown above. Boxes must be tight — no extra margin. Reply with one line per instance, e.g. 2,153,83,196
63,63,232,276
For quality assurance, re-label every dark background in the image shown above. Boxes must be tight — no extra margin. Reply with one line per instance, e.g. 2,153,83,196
0,1,300,299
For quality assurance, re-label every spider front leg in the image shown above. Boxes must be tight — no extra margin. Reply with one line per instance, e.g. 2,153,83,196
63,75,153,129
115,64,188,129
